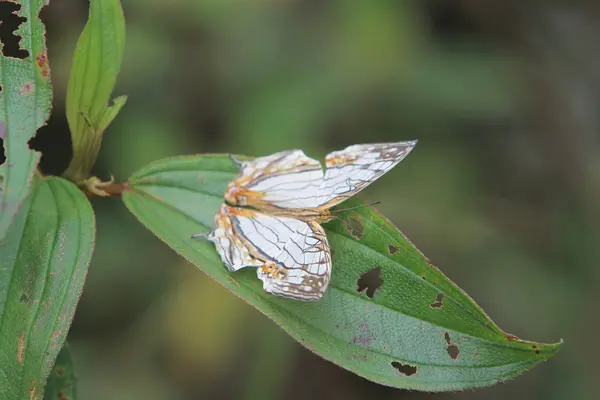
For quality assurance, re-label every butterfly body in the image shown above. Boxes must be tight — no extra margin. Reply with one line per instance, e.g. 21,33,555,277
196,141,417,300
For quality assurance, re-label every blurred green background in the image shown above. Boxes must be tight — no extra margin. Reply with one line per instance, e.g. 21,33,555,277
32,0,599,399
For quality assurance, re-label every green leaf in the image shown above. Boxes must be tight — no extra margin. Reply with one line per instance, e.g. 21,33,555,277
43,343,77,400
0,176,95,399
0,0,53,240
64,0,126,182
122,155,561,391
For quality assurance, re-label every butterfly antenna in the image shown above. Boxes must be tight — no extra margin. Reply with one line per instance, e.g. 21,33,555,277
228,154,245,168
332,200,381,214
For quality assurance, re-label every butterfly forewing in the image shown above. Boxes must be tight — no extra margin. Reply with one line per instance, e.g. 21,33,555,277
317,141,417,209
229,150,324,210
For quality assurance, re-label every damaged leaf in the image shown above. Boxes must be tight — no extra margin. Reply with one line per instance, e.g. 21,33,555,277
0,0,53,240
64,0,126,182
122,154,561,391
0,176,95,399
43,343,77,400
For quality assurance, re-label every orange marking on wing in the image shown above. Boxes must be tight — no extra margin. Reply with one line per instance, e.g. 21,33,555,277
325,153,358,167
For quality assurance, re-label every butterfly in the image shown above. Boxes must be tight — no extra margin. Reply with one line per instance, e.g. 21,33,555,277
193,141,417,300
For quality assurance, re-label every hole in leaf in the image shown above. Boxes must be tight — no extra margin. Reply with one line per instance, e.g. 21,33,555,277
429,293,445,308
388,244,398,254
391,361,417,376
0,120,5,166
444,332,460,360
345,216,363,239
0,2,29,59
357,267,383,299
28,114,73,176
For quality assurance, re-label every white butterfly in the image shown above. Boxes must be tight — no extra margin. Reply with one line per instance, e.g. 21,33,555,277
194,141,417,300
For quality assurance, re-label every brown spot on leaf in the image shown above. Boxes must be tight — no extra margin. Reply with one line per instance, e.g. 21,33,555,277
351,333,373,347
17,332,24,364
444,332,460,360
36,50,50,77
19,293,28,302
345,216,364,239
506,334,519,341
429,293,445,309
391,361,417,376
388,245,398,255
535,350,540,355
357,267,383,299
18,82,32,94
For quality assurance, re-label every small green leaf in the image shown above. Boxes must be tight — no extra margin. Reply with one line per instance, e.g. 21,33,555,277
0,0,53,240
44,343,77,400
122,155,561,391
97,95,127,134
0,176,95,399
64,0,126,182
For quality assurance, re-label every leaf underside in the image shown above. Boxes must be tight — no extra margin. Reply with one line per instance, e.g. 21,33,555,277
122,154,561,391
0,0,53,240
0,176,95,399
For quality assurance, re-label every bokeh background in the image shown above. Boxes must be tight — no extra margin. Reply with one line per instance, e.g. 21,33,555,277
17,0,600,399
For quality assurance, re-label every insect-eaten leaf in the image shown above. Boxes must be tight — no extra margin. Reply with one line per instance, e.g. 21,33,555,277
122,154,561,391
0,0,53,240
64,0,126,183
44,343,77,400
0,176,95,399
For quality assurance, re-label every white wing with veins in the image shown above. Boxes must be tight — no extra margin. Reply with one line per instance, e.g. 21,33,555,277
317,141,417,209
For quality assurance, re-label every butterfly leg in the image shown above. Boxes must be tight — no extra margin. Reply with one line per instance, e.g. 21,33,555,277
191,231,213,240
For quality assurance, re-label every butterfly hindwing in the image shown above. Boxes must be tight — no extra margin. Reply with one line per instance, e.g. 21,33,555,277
257,220,331,300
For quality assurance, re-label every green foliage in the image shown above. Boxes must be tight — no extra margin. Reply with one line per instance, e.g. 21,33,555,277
64,0,127,183
0,0,53,240
0,0,563,397
0,176,94,399
122,155,561,391
44,343,77,400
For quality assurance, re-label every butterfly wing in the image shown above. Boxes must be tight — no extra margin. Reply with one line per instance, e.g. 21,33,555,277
206,205,264,272
226,150,324,210
210,206,331,300
257,220,331,300
317,141,417,209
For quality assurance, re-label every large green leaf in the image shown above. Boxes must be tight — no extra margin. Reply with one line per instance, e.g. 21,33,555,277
0,0,53,240
122,155,561,391
64,0,126,182
0,176,95,399
43,343,77,400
